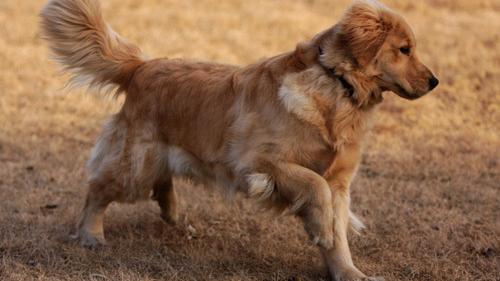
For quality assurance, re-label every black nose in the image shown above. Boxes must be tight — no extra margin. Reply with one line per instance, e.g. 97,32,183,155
428,76,439,90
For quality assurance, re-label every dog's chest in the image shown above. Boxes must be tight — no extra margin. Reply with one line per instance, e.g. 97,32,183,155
278,69,373,156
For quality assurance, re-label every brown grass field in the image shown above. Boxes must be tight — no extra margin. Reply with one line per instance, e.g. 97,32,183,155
0,0,499,280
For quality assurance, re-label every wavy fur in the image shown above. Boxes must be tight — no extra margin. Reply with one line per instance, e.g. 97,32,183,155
39,1,437,280
40,0,145,93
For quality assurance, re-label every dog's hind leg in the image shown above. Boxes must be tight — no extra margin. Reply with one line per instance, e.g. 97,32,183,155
152,176,178,224
150,145,214,224
72,116,140,248
71,119,123,248
72,178,117,248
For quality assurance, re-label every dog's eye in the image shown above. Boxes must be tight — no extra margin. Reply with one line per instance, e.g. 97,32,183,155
399,46,411,55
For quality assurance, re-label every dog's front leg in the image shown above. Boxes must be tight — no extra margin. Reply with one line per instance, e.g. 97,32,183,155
250,163,334,249
319,191,372,281
322,144,382,281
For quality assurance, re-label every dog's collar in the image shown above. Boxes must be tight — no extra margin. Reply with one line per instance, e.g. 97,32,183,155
321,66,355,98
317,47,355,98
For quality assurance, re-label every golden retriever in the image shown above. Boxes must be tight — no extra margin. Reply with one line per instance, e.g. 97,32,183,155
40,0,438,280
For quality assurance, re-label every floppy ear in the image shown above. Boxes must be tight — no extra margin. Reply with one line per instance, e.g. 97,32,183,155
293,27,335,68
293,40,320,68
335,0,391,67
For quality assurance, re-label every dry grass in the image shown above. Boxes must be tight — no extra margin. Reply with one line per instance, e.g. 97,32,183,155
0,0,499,280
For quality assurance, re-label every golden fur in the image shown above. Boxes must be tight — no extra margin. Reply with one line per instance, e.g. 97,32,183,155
40,0,438,280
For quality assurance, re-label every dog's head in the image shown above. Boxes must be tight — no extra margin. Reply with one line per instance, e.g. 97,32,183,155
304,0,438,104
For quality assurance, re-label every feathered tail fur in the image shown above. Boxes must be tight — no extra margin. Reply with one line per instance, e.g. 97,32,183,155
40,0,145,93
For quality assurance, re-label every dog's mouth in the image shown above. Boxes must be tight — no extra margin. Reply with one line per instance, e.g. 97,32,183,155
393,84,420,100
377,76,420,100
383,83,421,100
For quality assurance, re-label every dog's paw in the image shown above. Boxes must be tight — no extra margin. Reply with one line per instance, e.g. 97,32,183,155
331,267,384,281
336,278,384,281
334,274,385,281
312,233,334,249
160,211,179,225
307,222,334,249
363,277,384,281
70,231,106,249
356,277,384,281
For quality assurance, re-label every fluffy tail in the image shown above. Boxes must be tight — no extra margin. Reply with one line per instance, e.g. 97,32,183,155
40,0,145,92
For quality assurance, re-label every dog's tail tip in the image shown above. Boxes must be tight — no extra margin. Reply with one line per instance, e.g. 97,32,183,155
39,0,145,94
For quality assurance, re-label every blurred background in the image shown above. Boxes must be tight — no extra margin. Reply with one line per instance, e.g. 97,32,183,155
0,0,498,280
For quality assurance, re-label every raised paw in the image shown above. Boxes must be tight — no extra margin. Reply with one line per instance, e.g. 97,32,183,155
306,221,334,249
312,232,334,249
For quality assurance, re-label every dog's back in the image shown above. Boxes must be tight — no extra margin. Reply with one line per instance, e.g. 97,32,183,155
125,59,239,157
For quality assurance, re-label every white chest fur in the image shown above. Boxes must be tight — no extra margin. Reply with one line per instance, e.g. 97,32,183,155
278,67,375,152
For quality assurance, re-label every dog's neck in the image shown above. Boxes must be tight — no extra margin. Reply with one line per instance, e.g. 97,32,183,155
316,46,383,109
287,42,384,110
318,64,355,98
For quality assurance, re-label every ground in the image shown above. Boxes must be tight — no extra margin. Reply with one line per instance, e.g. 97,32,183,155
0,0,499,280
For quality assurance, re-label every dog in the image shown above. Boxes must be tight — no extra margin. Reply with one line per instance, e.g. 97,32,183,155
40,0,438,280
